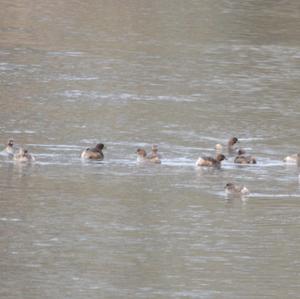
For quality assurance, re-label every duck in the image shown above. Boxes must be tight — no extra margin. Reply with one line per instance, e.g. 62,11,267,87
215,143,223,154
13,148,35,162
136,148,161,164
228,137,239,153
196,154,226,168
136,148,147,162
81,143,105,160
225,183,250,196
1,139,14,157
234,149,257,164
147,144,162,160
283,153,300,165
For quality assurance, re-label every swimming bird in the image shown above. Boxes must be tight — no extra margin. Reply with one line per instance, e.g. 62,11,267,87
225,183,250,196
196,154,226,168
14,148,35,162
81,143,105,160
136,148,147,162
215,143,223,154
283,153,300,165
1,139,14,157
136,148,161,164
147,144,162,160
228,137,239,153
234,149,257,164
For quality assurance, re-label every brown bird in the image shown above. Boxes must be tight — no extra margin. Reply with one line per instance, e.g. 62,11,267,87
136,148,161,164
234,149,256,164
196,154,226,168
225,183,250,196
228,137,239,153
2,139,14,157
81,143,105,160
14,148,35,162
147,144,162,160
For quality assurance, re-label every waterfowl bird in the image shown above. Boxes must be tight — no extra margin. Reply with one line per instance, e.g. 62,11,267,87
228,137,239,153
283,153,300,165
196,154,226,168
14,148,35,162
136,148,147,162
215,143,223,154
225,183,250,196
136,148,161,164
234,149,257,164
81,143,104,160
2,139,14,157
147,144,162,160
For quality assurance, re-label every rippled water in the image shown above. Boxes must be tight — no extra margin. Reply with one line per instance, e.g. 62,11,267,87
1,0,300,298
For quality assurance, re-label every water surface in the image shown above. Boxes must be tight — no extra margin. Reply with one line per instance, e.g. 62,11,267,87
1,0,300,298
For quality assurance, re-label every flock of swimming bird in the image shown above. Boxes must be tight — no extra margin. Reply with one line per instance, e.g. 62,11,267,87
1,137,300,198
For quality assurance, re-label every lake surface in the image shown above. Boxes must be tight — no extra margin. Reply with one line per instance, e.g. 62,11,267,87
1,0,300,298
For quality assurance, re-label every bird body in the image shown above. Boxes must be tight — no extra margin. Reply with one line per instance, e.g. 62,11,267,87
14,148,35,162
225,183,250,196
1,139,14,157
196,154,226,167
137,148,161,164
81,143,104,160
228,137,239,153
234,149,256,164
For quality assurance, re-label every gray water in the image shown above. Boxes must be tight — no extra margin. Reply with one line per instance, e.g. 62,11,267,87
1,0,300,298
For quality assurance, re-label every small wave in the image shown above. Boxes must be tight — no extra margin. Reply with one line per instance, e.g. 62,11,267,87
47,51,84,57
250,193,300,199
156,95,195,103
0,151,12,157
214,191,300,200
0,218,22,222
109,159,136,165
223,160,283,168
238,137,268,141
33,161,77,166
56,75,98,81
163,158,195,167
30,144,81,149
